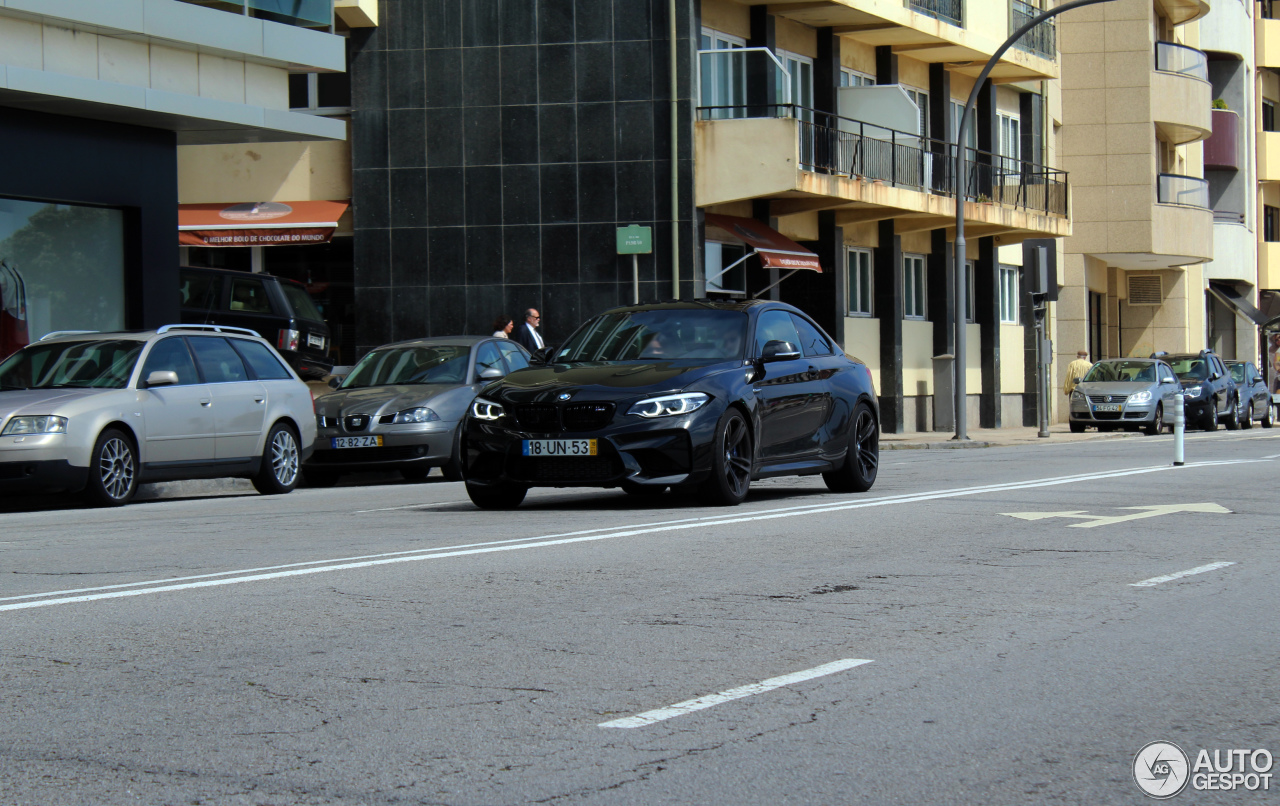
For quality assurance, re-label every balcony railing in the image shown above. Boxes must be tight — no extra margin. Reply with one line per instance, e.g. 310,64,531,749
175,0,333,30
697,104,1069,217
907,0,964,28
1011,0,1056,60
1154,41,1209,81
1157,173,1210,208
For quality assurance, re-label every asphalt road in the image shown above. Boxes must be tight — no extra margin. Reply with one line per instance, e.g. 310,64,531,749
1,428,1277,805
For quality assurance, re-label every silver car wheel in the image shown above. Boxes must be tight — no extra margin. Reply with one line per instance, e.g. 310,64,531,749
99,437,136,501
270,429,299,487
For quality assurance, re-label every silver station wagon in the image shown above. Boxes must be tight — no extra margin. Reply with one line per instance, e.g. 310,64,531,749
0,325,317,506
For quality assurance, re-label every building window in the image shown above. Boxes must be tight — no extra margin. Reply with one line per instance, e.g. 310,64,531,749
847,248,873,316
903,254,926,319
777,50,814,119
288,72,351,114
998,113,1021,173
1266,206,1280,242
705,241,747,294
905,88,929,138
698,29,747,118
950,100,978,149
839,68,874,87
964,260,976,323
999,264,1020,324
1265,101,1278,133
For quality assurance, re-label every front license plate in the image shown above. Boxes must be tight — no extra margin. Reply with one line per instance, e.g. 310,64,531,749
1092,404,1122,413
307,333,325,349
332,436,382,449
522,439,597,457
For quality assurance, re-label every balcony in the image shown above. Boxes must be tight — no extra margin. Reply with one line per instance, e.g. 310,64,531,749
1203,109,1241,170
1157,174,1209,207
694,105,1070,241
1260,131,1280,181
177,0,333,30
1261,10,1280,68
907,0,962,28
1011,0,1056,60
1152,42,1213,144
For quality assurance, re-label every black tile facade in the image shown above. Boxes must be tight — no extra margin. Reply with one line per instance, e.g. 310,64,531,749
350,0,699,354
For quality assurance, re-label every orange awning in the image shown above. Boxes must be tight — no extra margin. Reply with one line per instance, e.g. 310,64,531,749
704,214,823,272
179,201,349,247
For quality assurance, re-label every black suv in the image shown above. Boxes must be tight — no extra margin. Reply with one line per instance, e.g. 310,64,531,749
179,266,332,380
1159,350,1238,430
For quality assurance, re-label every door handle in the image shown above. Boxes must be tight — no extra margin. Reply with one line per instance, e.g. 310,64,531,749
199,398,211,407
254,397,265,404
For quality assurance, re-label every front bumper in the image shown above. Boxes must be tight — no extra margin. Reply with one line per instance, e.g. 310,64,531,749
1069,403,1157,424
464,408,718,488
305,422,455,471
0,459,88,493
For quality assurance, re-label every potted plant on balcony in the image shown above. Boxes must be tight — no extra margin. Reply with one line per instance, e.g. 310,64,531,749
1212,98,1229,110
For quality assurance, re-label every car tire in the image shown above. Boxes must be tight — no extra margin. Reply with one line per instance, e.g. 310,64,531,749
1203,401,1218,431
1069,421,1086,433
252,421,300,495
400,466,431,482
83,428,139,507
1242,402,1254,430
465,480,528,510
302,468,340,487
823,401,879,493
1264,401,1276,429
700,408,753,506
1224,397,1240,430
1144,405,1163,436
441,425,464,482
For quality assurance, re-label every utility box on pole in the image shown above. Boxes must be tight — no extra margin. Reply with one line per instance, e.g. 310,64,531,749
933,354,955,432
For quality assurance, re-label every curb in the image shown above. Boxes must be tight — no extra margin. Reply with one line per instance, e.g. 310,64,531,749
882,440,997,450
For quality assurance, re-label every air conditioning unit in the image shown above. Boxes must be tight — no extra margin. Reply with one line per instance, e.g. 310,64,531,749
1127,275,1162,305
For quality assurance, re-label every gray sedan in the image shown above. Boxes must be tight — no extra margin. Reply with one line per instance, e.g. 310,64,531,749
1068,358,1182,435
304,336,530,484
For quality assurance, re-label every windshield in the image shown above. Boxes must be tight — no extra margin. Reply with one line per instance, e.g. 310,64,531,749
280,282,325,323
341,345,470,388
1166,356,1209,381
1229,363,1246,384
556,310,748,363
1082,360,1156,384
0,340,143,390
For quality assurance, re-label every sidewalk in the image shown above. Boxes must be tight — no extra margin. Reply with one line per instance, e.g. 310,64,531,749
881,422,1145,450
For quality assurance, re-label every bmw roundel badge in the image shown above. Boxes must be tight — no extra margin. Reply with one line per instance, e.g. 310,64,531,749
558,392,573,401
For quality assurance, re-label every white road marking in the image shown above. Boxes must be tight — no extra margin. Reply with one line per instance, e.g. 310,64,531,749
1130,562,1236,587
0,461,1255,613
1001,502,1232,529
598,659,874,729
1263,453,1280,460
354,501,463,514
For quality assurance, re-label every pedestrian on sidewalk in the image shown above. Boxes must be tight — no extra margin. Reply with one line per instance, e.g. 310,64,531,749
511,308,544,352
1063,349,1092,396
491,315,514,339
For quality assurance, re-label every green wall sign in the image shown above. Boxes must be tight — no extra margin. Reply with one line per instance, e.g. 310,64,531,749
616,225,652,255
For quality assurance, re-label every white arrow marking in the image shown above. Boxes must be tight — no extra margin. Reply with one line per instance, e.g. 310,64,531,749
1000,503,1231,529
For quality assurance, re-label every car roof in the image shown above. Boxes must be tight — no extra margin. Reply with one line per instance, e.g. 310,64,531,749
33,326,270,344
1097,357,1156,362
602,298,793,315
367,335,495,350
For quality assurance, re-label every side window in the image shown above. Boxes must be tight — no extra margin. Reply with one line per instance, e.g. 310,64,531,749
754,310,802,356
789,314,833,357
188,337,250,383
228,277,272,314
231,339,292,380
475,342,504,377
141,338,200,386
179,271,221,311
498,341,530,372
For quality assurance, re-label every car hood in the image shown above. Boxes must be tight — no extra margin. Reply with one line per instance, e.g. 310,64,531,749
1075,381,1155,397
0,389,105,422
488,361,731,403
316,384,468,417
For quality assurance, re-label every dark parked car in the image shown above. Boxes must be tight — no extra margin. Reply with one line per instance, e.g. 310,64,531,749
306,336,530,484
462,300,880,509
179,266,332,380
1226,360,1274,428
1160,350,1238,430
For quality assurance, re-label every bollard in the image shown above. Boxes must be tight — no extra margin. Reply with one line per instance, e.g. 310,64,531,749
1173,392,1185,466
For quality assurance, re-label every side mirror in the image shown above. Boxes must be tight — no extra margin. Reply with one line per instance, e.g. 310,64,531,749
531,345,559,364
761,340,801,362
328,376,344,389
478,367,504,380
145,370,179,388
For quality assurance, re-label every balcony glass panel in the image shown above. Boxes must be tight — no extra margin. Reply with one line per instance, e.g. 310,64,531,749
1154,41,1208,81
1011,0,1056,60
907,0,963,28
174,0,332,30
1157,173,1210,208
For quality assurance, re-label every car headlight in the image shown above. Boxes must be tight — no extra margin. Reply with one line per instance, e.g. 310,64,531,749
1182,385,1202,398
1129,391,1152,404
393,407,440,424
1071,390,1085,401
1,415,68,436
627,392,711,418
470,397,505,421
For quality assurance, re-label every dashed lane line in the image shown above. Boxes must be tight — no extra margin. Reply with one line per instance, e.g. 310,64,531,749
1130,562,1236,588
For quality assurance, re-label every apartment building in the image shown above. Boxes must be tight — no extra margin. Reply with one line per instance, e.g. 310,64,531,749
348,0,1071,433
1256,0,1280,391
0,0,350,360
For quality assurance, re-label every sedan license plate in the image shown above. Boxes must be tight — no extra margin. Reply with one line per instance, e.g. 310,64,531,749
1092,403,1122,413
307,333,325,349
332,436,382,449
522,439,597,457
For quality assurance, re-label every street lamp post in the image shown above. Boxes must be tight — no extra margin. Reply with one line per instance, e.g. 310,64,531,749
952,0,1117,441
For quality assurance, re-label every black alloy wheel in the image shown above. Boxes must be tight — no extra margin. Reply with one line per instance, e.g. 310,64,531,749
1203,400,1218,431
823,401,879,493
701,409,752,506
84,428,138,507
1264,401,1276,429
465,480,529,510
253,422,301,495
1224,396,1240,430
1144,404,1163,436
1241,402,1254,430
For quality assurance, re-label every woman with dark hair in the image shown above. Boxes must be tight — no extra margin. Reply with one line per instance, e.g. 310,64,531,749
491,315,514,339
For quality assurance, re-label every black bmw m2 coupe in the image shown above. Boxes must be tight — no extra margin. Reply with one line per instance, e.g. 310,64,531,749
462,300,879,509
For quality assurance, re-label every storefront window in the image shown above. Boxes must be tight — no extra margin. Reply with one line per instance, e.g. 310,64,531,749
0,198,125,359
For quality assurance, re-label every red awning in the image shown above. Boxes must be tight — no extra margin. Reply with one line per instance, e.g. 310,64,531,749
703,214,823,272
179,201,349,247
